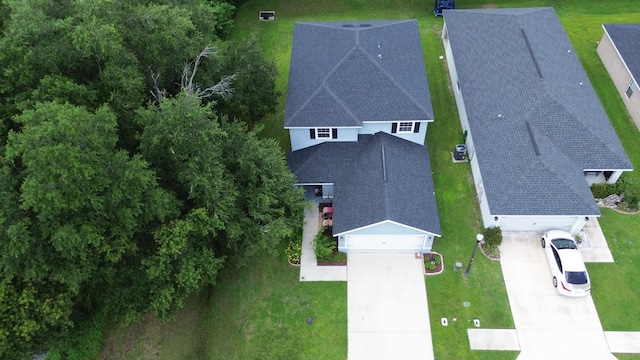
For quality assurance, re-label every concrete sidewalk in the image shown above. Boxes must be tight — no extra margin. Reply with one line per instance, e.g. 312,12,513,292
299,204,346,282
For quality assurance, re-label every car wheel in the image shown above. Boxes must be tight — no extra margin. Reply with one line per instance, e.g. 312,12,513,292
541,238,546,248
553,276,558,288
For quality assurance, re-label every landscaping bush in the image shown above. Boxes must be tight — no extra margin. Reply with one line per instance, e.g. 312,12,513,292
622,183,640,210
313,229,346,263
285,239,302,264
483,226,503,248
314,230,336,262
590,182,622,199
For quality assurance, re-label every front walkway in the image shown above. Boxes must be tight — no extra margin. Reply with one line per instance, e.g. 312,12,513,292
348,253,434,360
299,204,346,281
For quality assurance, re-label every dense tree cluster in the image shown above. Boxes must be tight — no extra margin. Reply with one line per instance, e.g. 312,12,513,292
0,0,304,358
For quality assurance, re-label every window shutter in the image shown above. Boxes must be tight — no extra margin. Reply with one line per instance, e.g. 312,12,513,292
413,122,420,133
332,128,338,139
391,123,397,133
309,129,316,139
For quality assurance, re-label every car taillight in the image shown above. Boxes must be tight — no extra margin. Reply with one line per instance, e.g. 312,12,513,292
561,282,570,291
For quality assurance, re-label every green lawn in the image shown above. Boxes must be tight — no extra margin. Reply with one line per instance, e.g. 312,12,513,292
98,1,640,359
99,249,347,359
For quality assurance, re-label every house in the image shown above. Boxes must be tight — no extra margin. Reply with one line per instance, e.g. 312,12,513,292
597,24,640,130
284,20,434,152
285,20,441,253
442,8,632,234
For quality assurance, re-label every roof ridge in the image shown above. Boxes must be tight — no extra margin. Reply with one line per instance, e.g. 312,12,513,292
535,96,631,168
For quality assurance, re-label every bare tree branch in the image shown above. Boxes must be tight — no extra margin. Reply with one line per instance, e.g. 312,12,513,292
148,67,166,103
181,45,236,100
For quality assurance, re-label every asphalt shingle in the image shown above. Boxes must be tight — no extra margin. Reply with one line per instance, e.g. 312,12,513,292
603,24,640,84
443,7,632,216
287,133,441,236
284,20,433,128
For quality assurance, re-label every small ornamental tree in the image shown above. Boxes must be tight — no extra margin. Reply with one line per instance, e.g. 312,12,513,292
483,226,503,248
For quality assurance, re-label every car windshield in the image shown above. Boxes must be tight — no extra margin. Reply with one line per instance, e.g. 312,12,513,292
566,271,588,284
552,238,577,250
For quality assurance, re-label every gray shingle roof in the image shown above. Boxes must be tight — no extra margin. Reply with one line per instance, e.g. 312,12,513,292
603,24,640,84
443,7,632,216
287,133,441,235
284,20,433,128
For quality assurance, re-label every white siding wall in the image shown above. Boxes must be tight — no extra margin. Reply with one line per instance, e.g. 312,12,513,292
496,216,580,233
360,121,428,145
289,127,359,151
597,32,640,130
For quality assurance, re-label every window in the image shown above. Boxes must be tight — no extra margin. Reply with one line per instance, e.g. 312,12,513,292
398,122,413,132
391,122,420,134
624,80,638,99
309,128,338,139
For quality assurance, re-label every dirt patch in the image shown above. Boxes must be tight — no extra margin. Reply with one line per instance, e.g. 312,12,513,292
482,3,498,8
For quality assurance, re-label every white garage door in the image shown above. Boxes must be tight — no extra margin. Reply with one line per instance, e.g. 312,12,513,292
498,216,577,233
345,235,424,253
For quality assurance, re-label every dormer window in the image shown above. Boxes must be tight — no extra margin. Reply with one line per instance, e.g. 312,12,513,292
309,128,338,139
391,122,421,134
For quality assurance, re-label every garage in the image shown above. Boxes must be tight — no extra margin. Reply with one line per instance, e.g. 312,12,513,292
345,235,425,253
497,216,586,234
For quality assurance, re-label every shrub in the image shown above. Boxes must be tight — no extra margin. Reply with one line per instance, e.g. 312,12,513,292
483,227,503,248
424,253,441,270
285,240,302,264
590,182,622,199
314,230,336,262
622,183,640,210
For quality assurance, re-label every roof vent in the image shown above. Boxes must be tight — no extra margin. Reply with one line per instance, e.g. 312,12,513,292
526,121,540,156
521,29,543,78
359,23,371,27
342,24,354,27
381,145,387,182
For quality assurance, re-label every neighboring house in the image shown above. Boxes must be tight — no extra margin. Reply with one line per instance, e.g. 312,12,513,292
285,20,441,253
597,24,640,130
442,8,633,234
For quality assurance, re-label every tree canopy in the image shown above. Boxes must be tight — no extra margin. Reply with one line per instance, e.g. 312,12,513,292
0,0,303,357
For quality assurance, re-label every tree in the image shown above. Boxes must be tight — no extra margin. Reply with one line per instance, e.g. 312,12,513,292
0,102,177,356
208,37,281,125
218,119,305,259
0,0,236,151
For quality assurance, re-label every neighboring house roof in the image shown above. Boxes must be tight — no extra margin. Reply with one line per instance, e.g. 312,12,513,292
284,20,433,128
603,24,640,85
443,7,632,216
288,132,441,235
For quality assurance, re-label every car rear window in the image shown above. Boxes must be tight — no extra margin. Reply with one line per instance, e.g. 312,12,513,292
552,238,577,250
566,271,588,284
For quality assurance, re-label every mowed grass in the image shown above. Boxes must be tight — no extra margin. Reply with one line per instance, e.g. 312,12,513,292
99,1,640,359
99,249,347,359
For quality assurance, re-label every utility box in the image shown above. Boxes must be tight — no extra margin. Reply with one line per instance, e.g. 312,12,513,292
453,144,467,161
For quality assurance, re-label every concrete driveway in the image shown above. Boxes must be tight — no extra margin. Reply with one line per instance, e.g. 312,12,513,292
347,253,433,360
500,232,617,360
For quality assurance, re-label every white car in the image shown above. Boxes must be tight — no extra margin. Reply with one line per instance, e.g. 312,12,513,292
541,230,591,297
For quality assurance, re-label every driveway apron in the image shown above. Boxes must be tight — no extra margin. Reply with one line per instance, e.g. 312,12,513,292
500,233,617,360
347,253,433,360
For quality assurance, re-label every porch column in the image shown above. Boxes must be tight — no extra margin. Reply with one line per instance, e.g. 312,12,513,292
569,216,587,236
607,170,623,184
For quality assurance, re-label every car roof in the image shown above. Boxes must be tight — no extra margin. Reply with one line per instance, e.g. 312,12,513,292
556,247,587,272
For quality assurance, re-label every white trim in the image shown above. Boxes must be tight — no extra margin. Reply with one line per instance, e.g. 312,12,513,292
294,182,334,186
396,121,416,133
334,219,441,237
362,119,434,124
284,126,361,129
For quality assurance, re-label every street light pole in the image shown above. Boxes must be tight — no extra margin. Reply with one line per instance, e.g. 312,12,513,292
464,234,484,277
